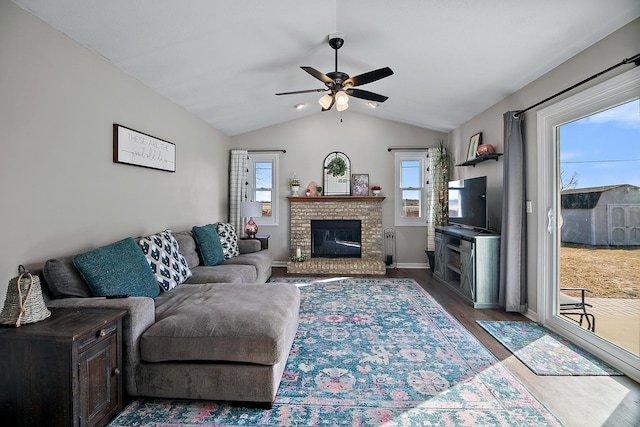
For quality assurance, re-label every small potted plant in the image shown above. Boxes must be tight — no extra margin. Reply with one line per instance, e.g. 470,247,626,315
371,185,381,196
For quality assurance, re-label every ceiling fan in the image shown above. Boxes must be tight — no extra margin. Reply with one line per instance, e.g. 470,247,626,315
276,33,394,111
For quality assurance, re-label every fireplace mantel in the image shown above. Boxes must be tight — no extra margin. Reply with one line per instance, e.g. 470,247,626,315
288,196,385,202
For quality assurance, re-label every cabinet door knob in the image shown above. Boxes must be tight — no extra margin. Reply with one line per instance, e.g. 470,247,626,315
113,367,121,376
98,329,106,337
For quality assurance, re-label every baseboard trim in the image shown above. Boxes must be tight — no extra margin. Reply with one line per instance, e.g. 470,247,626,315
523,308,538,322
272,261,429,270
394,263,428,269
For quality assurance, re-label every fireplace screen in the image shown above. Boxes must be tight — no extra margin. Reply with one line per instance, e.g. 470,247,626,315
311,220,361,258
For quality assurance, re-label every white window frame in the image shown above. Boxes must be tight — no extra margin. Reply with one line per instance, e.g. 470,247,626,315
394,152,428,227
247,153,279,226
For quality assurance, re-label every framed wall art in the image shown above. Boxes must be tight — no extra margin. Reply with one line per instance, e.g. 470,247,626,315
113,124,176,172
466,132,482,161
351,173,369,196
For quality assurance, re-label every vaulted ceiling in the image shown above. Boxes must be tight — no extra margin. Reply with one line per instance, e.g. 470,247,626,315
12,0,640,136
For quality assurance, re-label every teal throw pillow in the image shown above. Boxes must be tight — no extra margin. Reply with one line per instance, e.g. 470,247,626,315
192,224,225,266
73,237,160,298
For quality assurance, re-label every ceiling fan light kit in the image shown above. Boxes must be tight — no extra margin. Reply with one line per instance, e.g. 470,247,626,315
276,33,393,112
335,91,349,106
318,94,333,109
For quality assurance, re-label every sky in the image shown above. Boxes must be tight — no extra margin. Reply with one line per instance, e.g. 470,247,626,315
559,99,640,189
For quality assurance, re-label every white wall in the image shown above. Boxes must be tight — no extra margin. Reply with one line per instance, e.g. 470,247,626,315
449,18,640,312
0,1,230,302
231,111,447,266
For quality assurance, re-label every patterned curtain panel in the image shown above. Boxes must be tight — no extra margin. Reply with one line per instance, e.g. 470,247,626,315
426,146,441,252
229,150,248,234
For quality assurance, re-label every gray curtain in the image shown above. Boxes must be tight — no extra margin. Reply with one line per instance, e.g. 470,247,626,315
229,150,248,234
499,112,527,313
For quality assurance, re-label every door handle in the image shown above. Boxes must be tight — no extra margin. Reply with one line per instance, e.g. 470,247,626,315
547,208,554,235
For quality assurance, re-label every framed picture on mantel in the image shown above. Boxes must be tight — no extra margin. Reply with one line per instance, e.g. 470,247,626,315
352,173,369,196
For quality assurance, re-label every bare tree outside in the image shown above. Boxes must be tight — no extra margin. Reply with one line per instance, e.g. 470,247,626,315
560,170,580,191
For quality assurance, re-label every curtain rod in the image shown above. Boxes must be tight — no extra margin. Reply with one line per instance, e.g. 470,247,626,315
387,147,431,152
514,53,640,118
247,149,286,153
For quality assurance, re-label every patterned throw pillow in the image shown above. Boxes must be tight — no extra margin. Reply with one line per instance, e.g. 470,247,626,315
215,222,240,259
138,230,192,292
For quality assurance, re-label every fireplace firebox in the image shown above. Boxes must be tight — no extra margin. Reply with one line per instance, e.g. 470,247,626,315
311,220,361,258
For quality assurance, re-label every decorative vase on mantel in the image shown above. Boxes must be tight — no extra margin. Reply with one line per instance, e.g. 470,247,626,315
290,173,300,197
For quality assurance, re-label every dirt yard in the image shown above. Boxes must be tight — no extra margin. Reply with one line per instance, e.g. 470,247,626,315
560,244,640,299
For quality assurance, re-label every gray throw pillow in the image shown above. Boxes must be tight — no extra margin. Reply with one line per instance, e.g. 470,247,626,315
43,256,92,299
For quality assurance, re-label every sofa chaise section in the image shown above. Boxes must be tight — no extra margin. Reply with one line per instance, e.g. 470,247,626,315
137,282,300,404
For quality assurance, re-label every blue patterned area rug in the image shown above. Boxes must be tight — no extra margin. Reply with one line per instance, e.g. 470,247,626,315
109,277,562,426
476,320,622,376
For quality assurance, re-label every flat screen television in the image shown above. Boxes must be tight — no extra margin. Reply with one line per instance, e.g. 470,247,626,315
447,176,488,231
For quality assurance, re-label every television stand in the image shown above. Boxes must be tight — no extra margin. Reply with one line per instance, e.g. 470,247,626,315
433,226,501,308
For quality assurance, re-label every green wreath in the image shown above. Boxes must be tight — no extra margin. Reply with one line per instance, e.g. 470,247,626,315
327,156,347,177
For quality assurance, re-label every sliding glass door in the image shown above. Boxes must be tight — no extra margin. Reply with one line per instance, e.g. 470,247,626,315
537,68,640,380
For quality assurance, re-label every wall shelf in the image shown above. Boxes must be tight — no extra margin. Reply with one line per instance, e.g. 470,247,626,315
457,153,503,167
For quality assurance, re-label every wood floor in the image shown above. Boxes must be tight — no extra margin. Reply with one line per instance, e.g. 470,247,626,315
272,267,640,427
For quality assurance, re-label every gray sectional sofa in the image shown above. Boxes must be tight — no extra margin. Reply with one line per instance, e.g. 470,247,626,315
36,228,300,407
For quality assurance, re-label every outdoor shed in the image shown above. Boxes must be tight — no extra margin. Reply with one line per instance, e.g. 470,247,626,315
561,184,640,246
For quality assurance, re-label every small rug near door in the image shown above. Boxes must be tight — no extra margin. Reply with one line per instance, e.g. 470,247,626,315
109,278,562,426
476,320,622,376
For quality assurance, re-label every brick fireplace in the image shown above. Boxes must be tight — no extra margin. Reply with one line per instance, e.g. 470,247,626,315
287,196,386,275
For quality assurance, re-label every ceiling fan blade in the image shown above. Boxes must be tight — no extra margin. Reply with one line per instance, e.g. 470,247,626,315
301,66,334,84
344,67,394,88
346,88,389,103
276,88,328,96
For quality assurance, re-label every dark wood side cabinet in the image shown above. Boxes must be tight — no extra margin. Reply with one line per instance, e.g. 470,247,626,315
0,308,126,427
241,234,270,250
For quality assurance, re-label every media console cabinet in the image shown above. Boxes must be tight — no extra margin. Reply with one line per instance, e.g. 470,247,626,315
433,226,501,308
